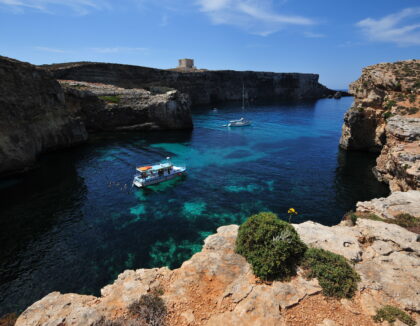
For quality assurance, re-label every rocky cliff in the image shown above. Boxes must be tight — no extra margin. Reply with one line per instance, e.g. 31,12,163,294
16,204,419,326
340,59,419,191
60,80,192,131
43,62,336,106
0,56,88,176
0,57,193,176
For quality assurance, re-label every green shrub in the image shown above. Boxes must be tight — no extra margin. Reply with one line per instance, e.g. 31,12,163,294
343,211,358,225
373,305,415,326
383,111,393,120
408,94,416,103
236,212,307,281
128,294,167,326
99,95,121,104
407,107,419,114
302,248,360,298
357,107,365,113
384,100,396,110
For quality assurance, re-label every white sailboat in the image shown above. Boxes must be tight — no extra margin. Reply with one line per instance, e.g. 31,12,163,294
227,84,251,127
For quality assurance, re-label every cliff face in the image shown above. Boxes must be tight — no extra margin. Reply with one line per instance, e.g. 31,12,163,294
61,80,192,131
0,56,88,176
16,213,420,326
340,60,419,191
43,62,335,106
0,57,193,176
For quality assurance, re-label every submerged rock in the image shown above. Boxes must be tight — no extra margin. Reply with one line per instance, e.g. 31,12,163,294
0,56,88,176
16,219,420,325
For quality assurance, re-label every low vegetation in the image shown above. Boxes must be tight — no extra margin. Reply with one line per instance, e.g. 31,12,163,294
128,294,167,326
235,212,307,281
301,248,360,298
344,211,420,233
99,95,121,104
383,111,393,120
373,305,416,326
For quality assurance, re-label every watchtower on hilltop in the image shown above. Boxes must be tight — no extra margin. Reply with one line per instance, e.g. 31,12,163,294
178,58,195,69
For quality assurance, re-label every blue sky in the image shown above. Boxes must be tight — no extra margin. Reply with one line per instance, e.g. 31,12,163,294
0,0,419,89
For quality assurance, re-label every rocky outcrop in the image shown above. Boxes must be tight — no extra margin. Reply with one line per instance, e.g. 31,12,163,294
43,62,336,106
16,219,420,326
340,59,419,191
356,190,420,220
0,56,88,176
61,80,192,131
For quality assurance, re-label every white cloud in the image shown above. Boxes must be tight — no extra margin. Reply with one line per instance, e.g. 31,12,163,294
356,7,420,46
0,0,110,14
35,46,67,53
196,0,315,36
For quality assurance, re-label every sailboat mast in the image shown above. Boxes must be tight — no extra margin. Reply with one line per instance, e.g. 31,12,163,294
242,83,245,111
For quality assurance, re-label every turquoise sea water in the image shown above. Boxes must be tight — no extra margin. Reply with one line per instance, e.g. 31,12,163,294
0,97,389,315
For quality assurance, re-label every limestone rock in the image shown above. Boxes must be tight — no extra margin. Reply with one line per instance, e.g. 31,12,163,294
339,59,420,191
356,190,420,219
60,80,193,131
0,56,88,176
15,220,420,325
293,221,363,262
44,62,336,106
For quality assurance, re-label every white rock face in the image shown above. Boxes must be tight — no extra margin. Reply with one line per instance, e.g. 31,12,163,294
356,190,420,219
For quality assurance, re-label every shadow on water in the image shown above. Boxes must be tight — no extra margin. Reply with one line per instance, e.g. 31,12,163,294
334,148,390,216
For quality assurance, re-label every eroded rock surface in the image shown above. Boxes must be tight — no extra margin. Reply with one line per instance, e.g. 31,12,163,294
339,59,419,191
60,80,193,131
356,190,420,220
16,220,420,326
0,56,88,176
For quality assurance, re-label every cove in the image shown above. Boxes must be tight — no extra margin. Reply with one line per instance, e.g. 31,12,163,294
0,97,389,315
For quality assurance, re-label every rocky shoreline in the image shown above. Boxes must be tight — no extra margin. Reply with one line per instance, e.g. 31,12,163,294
15,211,420,325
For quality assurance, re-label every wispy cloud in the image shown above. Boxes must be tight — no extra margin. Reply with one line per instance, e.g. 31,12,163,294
304,31,325,38
196,0,316,36
90,47,149,54
0,0,110,15
356,7,420,46
35,46,67,53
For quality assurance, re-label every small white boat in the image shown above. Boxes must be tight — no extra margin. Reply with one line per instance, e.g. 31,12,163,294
226,84,251,127
132,158,186,188
228,117,251,127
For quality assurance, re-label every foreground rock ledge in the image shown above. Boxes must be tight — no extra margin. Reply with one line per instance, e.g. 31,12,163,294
16,217,419,326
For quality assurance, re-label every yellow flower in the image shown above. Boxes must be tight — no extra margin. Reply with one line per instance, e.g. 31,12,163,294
288,208,298,214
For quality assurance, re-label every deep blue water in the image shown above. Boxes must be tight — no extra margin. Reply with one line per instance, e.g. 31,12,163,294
0,97,389,315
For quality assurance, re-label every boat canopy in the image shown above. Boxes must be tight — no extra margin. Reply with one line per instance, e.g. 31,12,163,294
136,162,173,173
137,166,152,172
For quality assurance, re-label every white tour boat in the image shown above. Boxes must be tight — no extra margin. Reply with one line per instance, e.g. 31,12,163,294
132,158,186,188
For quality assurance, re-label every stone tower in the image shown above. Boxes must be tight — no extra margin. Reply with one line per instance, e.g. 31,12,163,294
178,58,194,69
